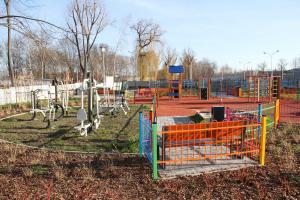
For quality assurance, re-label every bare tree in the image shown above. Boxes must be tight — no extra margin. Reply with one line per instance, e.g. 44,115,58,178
258,61,267,72
196,58,217,78
181,48,195,80
131,19,163,80
66,0,108,80
4,0,15,86
161,48,177,79
277,58,287,79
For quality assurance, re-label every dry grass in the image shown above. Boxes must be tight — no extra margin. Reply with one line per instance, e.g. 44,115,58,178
53,166,65,180
267,123,299,170
8,149,17,164
22,167,33,177
73,165,96,180
0,122,299,199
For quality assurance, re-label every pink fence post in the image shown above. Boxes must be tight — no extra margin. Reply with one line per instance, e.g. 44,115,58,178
226,107,231,121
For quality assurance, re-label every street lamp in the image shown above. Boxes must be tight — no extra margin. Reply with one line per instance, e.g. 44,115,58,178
99,44,106,81
240,61,251,80
263,50,279,77
99,45,107,101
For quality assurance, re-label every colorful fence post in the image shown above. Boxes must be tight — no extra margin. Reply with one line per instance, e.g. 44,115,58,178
226,107,230,121
149,110,153,124
274,99,280,128
139,111,143,157
258,103,262,136
260,116,267,166
152,122,158,180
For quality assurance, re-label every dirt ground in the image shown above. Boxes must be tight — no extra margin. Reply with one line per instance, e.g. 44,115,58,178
0,123,299,199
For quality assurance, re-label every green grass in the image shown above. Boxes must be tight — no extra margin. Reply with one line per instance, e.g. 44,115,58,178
0,105,146,153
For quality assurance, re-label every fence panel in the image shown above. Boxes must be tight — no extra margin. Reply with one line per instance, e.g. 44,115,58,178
140,112,153,164
280,82,300,123
0,83,81,105
157,120,261,168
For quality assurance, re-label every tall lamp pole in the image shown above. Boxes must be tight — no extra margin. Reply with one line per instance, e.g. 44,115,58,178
243,61,251,80
100,45,107,101
263,50,279,77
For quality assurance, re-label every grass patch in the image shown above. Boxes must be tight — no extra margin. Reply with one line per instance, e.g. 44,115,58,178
0,105,143,153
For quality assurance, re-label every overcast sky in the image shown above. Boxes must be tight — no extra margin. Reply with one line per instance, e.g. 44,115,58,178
2,0,300,70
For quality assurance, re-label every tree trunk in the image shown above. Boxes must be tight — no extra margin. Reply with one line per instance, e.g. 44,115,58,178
6,0,15,86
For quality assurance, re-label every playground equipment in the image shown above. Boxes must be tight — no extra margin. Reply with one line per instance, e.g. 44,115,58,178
168,65,184,100
198,77,211,100
243,74,281,102
75,72,103,136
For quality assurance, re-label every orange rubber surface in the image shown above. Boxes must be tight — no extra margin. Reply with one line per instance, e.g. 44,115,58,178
154,96,271,117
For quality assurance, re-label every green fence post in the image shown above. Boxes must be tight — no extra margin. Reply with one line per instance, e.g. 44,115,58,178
152,122,158,180
139,111,143,157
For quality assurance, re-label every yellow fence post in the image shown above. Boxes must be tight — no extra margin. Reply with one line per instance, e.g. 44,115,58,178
260,116,267,166
274,99,280,128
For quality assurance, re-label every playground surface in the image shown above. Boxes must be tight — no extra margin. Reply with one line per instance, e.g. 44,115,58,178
148,96,299,123
155,96,270,116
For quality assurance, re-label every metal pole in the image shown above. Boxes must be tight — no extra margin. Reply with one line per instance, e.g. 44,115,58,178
88,72,93,123
152,122,158,180
139,112,143,157
260,116,267,166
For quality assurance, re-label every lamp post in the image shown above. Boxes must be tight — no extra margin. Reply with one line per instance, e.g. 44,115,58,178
264,50,279,77
243,61,251,80
100,45,107,101
100,45,106,81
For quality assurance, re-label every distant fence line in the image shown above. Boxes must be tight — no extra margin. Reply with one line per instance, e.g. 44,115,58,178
0,83,82,105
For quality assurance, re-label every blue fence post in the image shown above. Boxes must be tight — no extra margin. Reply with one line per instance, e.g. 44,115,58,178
139,111,143,157
258,103,262,137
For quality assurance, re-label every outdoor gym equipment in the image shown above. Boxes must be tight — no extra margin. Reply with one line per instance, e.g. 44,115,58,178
97,76,130,115
75,72,103,136
30,88,64,127
29,78,71,127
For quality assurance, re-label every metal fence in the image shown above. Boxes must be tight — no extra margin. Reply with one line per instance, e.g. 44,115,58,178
158,120,261,167
139,112,270,180
280,80,300,123
139,112,153,165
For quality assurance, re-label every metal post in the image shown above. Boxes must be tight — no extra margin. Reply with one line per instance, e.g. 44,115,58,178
149,110,153,124
274,99,280,128
87,72,93,123
258,103,262,137
260,116,267,166
226,107,230,121
152,122,158,180
139,112,143,157
54,80,58,104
